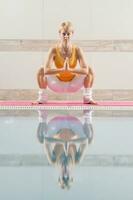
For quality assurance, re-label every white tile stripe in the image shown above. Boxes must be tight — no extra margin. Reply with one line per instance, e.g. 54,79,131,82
1,40,133,52
0,105,133,110
0,154,133,167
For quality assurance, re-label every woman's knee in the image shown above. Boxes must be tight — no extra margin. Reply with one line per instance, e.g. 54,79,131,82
37,67,44,77
85,68,94,81
89,67,94,77
37,67,47,88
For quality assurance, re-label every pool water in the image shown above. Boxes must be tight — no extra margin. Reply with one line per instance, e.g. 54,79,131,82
0,110,133,200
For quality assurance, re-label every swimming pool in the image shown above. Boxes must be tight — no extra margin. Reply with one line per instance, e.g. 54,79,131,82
0,110,133,200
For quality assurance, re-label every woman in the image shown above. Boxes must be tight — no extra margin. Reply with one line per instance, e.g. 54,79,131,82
37,21,96,104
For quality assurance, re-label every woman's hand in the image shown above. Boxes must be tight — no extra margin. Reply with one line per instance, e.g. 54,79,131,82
63,57,69,70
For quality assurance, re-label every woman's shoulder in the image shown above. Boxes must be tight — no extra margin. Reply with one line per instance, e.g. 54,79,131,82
74,45,83,57
48,45,57,55
73,45,82,52
75,45,82,52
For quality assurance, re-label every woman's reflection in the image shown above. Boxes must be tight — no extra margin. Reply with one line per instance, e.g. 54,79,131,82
37,110,94,189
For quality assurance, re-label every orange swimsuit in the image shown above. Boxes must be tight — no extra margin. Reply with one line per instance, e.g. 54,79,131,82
54,45,78,82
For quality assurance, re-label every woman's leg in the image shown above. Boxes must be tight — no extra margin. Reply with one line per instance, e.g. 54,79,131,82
37,109,48,143
84,67,94,88
37,67,48,103
37,67,47,88
83,110,94,144
83,67,96,104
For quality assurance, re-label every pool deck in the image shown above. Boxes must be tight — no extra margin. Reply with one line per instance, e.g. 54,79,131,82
0,100,133,111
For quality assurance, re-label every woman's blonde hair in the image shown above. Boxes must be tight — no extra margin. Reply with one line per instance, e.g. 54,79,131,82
59,21,74,33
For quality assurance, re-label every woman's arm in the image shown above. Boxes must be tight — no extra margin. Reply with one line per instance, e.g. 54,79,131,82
44,142,56,165
69,68,88,75
77,47,88,69
69,47,90,75
78,47,95,75
43,47,62,75
75,141,88,164
67,47,89,75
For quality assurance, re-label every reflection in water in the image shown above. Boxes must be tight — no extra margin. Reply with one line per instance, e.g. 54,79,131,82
37,110,94,189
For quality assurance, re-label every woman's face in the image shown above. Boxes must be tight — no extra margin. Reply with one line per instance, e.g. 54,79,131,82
59,28,73,42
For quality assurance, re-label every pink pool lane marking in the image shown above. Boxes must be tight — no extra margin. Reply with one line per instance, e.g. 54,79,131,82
0,100,133,107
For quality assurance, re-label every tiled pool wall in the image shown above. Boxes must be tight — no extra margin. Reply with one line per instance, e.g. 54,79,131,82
0,89,133,101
